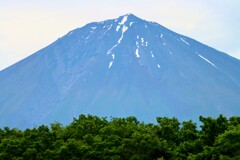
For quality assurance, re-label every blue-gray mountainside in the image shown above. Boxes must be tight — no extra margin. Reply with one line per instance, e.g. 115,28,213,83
1,14,240,129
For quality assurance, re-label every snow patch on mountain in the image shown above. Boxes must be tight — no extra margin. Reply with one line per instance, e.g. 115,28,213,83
108,24,112,30
180,37,190,45
197,53,217,68
116,25,128,47
150,51,155,58
135,48,140,58
116,25,120,32
109,61,113,68
119,15,128,25
107,25,128,55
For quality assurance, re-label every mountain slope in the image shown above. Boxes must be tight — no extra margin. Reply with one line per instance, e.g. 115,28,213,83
1,14,240,129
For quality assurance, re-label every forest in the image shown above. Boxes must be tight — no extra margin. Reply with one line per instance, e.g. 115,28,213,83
0,114,240,160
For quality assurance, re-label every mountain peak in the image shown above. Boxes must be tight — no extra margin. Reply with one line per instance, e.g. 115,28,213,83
119,13,141,20
1,14,240,129
114,13,144,25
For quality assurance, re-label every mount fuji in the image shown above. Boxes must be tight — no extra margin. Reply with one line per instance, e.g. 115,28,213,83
1,14,240,129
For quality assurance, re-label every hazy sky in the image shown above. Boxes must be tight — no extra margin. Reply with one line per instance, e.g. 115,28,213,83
1,0,240,70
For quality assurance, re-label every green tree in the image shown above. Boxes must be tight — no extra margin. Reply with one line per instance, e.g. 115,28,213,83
215,125,240,159
199,115,228,146
156,117,180,145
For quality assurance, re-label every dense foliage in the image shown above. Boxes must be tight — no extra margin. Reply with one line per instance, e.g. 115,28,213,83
0,114,240,160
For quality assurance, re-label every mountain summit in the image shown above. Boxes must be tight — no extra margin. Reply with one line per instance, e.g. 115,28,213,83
1,14,240,129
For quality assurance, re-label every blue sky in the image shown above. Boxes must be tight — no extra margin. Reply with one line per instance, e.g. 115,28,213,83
0,0,240,70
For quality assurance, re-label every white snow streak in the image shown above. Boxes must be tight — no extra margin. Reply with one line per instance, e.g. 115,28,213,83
136,41,139,46
163,43,166,46
107,25,128,55
198,54,217,68
107,16,129,68
91,27,97,30
108,24,112,30
119,15,128,25
146,41,148,46
157,64,161,68
130,22,134,26
180,38,190,45
141,38,144,43
116,25,120,32
117,25,128,43
160,34,163,38
136,36,140,48
109,61,113,68
135,48,140,58
122,26,128,34
150,51,155,58
107,44,118,55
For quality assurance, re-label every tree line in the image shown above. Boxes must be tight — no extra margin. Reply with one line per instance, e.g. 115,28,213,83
0,114,240,160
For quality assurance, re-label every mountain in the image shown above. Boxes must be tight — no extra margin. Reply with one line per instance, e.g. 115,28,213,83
1,14,240,129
